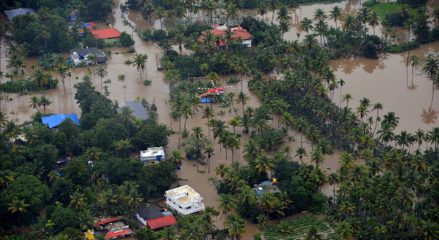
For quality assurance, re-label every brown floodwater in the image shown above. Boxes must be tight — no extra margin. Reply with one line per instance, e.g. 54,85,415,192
1,0,436,238
331,42,439,134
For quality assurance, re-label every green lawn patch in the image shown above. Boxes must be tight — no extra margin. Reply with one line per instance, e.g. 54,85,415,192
263,214,336,240
370,2,416,20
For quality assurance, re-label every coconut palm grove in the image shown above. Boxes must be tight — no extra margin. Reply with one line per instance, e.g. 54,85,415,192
0,0,439,239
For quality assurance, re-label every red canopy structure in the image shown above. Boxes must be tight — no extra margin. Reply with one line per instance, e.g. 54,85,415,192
199,87,225,98
147,215,177,230
104,229,133,240
91,28,121,39
95,217,122,227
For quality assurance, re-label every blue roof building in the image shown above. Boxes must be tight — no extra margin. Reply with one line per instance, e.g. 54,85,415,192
41,114,80,128
4,8,36,21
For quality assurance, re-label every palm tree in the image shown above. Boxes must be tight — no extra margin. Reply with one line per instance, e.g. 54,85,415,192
255,154,273,177
216,164,229,178
342,94,352,108
8,199,30,215
204,144,214,173
29,96,40,113
300,17,314,34
0,170,15,188
295,147,307,164
330,6,342,28
335,221,354,240
305,225,323,240
328,173,339,203
132,53,148,81
170,149,184,168
410,55,419,83
314,8,327,22
414,129,425,150
228,116,241,133
180,100,194,131
225,214,245,240
39,96,51,114
423,54,439,79
96,65,108,91
428,127,439,150
236,91,249,116
310,147,324,168
113,139,133,157
218,193,237,216
69,191,86,209
268,0,279,23
202,106,214,136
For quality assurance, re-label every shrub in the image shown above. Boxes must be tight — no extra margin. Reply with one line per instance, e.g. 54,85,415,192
120,31,135,47
151,29,167,41
143,79,152,86
0,77,58,93
386,41,419,53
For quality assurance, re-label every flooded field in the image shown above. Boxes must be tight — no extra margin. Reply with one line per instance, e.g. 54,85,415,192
332,42,439,133
1,0,438,239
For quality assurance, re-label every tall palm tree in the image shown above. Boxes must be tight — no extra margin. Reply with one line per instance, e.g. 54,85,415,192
236,91,249,116
335,221,354,240
300,17,314,34
225,214,246,240
216,164,229,178
428,127,439,150
305,225,323,240
314,8,327,22
423,54,439,79
255,154,273,177
228,116,241,133
342,94,352,108
132,53,148,81
330,6,342,28
269,0,279,23
295,147,307,164
310,147,324,168
218,193,237,216
8,199,29,215
39,96,51,114
29,96,40,113
96,65,108,91
180,100,194,131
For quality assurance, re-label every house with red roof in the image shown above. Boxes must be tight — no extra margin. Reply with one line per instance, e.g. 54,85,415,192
94,217,134,240
90,28,121,40
200,24,252,48
136,205,177,230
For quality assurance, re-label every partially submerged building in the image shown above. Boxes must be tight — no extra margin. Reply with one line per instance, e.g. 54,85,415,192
91,28,121,46
94,217,134,240
70,48,107,66
41,114,80,129
254,180,280,197
200,24,252,48
136,205,177,230
165,185,205,215
140,147,165,164
4,8,35,21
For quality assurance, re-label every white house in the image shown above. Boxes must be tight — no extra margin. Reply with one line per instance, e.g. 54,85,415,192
140,147,165,164
165,185,205,215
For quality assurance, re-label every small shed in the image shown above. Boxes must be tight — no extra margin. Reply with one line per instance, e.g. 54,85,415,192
41,114,80,128
4,8,35,21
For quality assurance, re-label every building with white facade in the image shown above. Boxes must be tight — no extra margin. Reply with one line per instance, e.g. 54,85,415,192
140,147,165,164
165,185,205,215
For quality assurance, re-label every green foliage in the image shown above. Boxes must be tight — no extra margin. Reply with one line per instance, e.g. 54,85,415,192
119,31,135,47
386,41,420,53
0,76,58,93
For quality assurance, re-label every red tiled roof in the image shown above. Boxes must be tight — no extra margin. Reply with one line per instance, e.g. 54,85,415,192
104,229,133,240
95,217,122,227
90,28,121,39
147,215,177,230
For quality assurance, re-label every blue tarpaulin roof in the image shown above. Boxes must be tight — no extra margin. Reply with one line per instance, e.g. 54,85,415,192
41,114,80,128
4,8,36,21
200,98,212,104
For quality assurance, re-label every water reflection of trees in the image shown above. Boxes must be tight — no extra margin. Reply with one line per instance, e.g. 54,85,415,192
331,57,385,74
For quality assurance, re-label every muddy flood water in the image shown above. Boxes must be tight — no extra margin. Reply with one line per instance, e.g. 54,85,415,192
1,0,438,239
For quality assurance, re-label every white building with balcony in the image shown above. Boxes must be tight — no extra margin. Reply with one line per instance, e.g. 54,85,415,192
165,185,205,215
140,147,165,164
